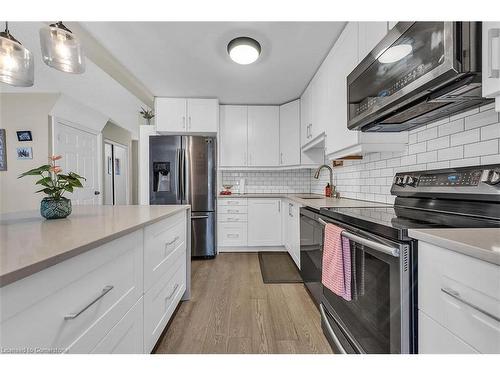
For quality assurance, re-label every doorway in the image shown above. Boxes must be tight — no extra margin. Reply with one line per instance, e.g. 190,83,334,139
104,140,129,205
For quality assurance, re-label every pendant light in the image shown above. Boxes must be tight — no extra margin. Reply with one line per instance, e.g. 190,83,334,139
40,21,85,74
0,22,34,87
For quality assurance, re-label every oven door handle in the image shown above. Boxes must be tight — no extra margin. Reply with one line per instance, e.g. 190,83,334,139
319,304,347,354
317,217,400,258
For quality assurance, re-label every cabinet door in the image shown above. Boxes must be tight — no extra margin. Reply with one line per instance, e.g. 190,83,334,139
248,199,282,246
482,22,500,98
300,83,313,146
279,100,301,166
247,106,280,166
187,99,218,132
311,63,329,140
219,105,248,167
326,22,360,155
358,22,388,62
155,98,187,133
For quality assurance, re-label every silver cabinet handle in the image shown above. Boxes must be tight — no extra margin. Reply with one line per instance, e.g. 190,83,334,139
243,152,247,165
166,283,180,301
227,233,239,238
441,287,500,323
227,209,239,214
488,28,500,79
280,152,283,165
188,116,192,129
227,217,239,222
319,304,347,354
192,215,209,219
317,217,400,257
278,200,281,212
182,116,186,128
64,285,114,320
166,236,179,247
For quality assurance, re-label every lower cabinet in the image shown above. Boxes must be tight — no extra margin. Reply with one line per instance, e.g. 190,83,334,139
248,199,283,246
91,298,144,354
282,199,301,269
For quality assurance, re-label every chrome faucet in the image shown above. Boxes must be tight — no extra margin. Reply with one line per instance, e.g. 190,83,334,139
313,164,335,196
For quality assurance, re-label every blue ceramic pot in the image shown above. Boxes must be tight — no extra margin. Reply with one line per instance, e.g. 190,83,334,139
40,197,72,219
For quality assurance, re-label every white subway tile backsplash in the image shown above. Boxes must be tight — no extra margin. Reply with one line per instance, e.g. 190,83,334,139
464,139,499,157
481,154,500,164
449,157,480,168
417,151,438,164
450,128,480,146
438,146,463,161
438,118,464,137
465,110,499,130
408,142,427,154
417,127,438,142
426,136,449,151
481,123,500,141
427,161,450,170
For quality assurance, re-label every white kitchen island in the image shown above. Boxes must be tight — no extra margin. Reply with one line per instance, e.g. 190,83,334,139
0,205,191,354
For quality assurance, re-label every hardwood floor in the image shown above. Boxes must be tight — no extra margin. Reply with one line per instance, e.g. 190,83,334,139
154,253,333,354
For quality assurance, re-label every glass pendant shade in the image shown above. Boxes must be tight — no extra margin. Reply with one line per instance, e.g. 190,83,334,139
0,28,34,87
40,22,85,74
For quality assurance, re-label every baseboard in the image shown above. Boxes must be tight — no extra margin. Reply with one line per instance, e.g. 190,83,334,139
218,246,287,253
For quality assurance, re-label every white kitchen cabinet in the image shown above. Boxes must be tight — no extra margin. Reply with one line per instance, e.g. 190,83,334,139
300,83,313,147
418,241,500,353
155,97,218,133
358,22,389,61
282,199,301,269
311,64,328,141
248,199,283,246
219,105,248,167
186,98,219,132
482,22,500,105
388,21,398,30
247,106,280,166
279,100,301,166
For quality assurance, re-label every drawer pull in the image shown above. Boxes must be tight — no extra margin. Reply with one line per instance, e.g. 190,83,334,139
166,283,180,301
64,285,114,320
227,217,239,222
227,209,239,213
227,234,239,238
441,287,500,323
165,236,179,247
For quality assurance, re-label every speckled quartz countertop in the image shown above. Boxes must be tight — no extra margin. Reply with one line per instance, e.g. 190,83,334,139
408,228,500,265
217,193,390,210
0,205,190,287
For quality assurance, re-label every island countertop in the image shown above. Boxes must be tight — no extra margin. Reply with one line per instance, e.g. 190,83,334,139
0,205,190,287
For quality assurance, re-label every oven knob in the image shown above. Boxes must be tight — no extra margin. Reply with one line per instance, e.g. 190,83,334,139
404,175,418,187
485,169,500,185
394,176,405,186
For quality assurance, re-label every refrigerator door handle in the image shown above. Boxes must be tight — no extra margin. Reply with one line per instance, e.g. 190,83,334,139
181,148,187,202
176,148,183,202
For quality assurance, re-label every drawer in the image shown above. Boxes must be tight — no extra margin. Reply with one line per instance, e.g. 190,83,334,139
144,256,186,353
91,297,144,354
144,210,186,291
0,230,143,354
218,213,248,223
218,222,248,247
418,242,500,353
418,311,478,354
218,205,248,214
217,198,247,206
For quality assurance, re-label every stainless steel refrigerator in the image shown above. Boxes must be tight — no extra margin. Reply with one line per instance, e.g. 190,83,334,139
149,135,216,258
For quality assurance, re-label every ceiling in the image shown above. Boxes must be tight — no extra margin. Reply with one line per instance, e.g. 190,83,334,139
81,22,346,105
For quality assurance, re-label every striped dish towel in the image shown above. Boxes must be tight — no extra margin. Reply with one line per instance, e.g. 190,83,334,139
322,223,352,301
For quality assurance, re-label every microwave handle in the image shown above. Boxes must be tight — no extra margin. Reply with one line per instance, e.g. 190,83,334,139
317,217,400,257
488,28,500,79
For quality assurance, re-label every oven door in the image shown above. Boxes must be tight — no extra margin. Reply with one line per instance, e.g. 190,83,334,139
317,215,413,354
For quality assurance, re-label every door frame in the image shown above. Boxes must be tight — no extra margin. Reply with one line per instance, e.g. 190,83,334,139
103,138,130,205
50,116,103,205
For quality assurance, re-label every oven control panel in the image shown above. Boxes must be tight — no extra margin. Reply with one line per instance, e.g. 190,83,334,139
391,164,500,197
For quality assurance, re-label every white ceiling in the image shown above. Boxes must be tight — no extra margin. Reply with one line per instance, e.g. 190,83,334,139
81,22,346,105
0,22,147,138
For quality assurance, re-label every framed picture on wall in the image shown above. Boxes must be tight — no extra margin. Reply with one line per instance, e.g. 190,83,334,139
16,130,33,142
16,147,33,160
0,129,6,171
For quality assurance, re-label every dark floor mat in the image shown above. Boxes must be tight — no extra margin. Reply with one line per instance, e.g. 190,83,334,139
258,252,302,284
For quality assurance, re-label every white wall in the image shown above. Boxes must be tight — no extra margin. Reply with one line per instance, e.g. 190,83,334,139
313,103,500,203
0,93,59,213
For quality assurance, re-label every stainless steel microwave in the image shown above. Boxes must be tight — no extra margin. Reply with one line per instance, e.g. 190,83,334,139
347,22,493,132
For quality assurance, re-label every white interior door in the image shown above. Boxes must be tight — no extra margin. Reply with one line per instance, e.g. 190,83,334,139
53,119,99,205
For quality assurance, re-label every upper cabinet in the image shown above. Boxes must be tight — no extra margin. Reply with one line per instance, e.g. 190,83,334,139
358,22,389,61
219,105,248,167
279,100,301,166
155,98,218,133
482,22,500,112
300,83,313,147
247,106,280,166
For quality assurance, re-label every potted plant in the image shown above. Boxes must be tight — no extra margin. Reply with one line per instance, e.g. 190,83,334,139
18,155,86,219
139,106,155,125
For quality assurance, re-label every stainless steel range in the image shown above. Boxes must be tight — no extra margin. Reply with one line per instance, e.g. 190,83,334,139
300,164,500,354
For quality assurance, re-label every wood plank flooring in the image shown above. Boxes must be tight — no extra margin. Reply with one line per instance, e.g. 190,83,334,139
154,253,333,354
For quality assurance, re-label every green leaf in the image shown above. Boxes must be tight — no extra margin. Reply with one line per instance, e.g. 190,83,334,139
69,172,86,180
65,185,74,193
35,176,52,187
70,179,83,188
35,188,54,195
18,165,51,178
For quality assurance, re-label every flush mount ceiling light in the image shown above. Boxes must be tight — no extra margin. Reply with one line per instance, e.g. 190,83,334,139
227,37,261,65
378,44,413,64
0,22,34,87
40,21,85,74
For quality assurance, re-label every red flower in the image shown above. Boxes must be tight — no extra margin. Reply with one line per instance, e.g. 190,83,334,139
49,155,62,161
